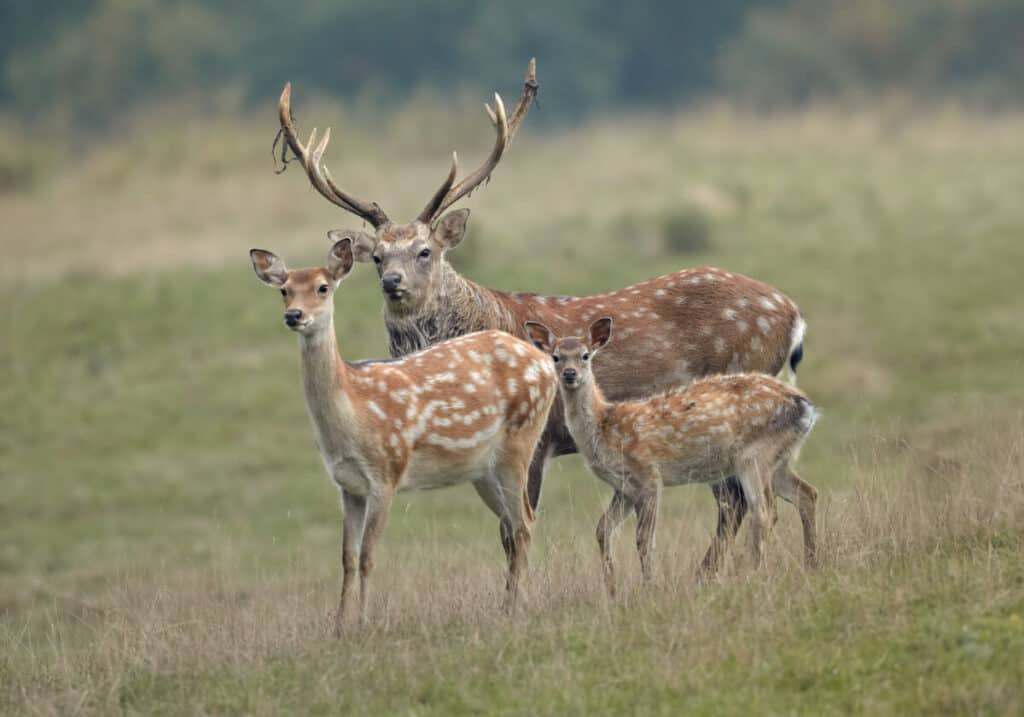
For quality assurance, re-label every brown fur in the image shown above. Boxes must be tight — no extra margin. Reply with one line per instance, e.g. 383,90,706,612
278,65,806,574
526,319,818,592
251,239,557,633
368,248,806,575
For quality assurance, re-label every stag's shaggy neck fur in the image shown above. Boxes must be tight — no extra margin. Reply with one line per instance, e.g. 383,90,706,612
385,264,517,357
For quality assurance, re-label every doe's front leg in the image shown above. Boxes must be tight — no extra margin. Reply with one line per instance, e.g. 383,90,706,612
357,486,395,624
335,491,366,637
493,461,535,614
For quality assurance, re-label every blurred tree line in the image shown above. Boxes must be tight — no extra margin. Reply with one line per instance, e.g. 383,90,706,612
1,0,1021,131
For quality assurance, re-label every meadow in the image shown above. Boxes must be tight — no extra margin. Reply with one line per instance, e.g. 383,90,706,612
2,100,1024,714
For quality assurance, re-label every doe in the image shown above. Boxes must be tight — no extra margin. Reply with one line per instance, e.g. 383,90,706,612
250,237,557,633
525,318,818,592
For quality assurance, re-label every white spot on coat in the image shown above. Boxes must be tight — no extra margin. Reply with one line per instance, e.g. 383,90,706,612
367,401,387,420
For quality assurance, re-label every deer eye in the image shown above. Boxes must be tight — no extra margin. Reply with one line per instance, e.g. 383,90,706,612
318,284,329,295
279,288,287,297
552,355,560,363
372,255,382,265
419,248,431,259
582,353,591,361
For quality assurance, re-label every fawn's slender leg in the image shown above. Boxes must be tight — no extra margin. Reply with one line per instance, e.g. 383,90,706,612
773,466,818,568
335,490,366,635
698,477,749,578
596,490,633,596
736,463,772,568
357,485,395,623
634,479,662,583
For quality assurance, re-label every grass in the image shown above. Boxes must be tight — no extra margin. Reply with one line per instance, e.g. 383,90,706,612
2,103,1024,714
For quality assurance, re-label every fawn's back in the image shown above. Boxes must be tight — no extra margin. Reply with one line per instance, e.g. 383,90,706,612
601,374,815,485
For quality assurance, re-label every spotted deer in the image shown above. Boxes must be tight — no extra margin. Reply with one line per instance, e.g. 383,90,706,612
249,237,557,633
525,318,817,592
274,59,807,575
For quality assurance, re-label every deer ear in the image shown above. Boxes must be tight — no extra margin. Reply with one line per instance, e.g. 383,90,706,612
326,237,354,281
250,249,288,287
432,208,470,250
524,321,556,353
329,229,376,263
589,317,613,352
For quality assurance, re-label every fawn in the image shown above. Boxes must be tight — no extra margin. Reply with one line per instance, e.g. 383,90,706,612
250,237,557,633
525,317,818,591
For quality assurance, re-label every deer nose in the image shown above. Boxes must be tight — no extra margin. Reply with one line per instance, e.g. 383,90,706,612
381,272,403,292
562,368,578,383
284,309,303,327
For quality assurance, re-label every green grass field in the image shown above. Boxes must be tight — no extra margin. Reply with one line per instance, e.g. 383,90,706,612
2,106,1024,714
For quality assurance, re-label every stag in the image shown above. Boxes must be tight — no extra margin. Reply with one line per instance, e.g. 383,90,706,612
274,60,808,575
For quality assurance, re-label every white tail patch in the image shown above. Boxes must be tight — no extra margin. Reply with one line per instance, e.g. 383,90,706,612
783,315,807,386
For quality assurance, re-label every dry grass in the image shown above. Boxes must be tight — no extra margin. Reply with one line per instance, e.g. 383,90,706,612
2,102,1024,713
3,414,1023,714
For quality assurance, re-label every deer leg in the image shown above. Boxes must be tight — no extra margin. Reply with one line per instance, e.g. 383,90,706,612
698,476,749,578
634,480,662,583
473,478,515,587
525,437,554,511
596,490,633,597
492,461,535,613
773,466,818,568
357,486,395,624
736,463,771,569
335,490,366,636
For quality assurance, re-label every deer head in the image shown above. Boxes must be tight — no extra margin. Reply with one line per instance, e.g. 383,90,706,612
250,238,355,335
525,317,613,391
276,60,538,318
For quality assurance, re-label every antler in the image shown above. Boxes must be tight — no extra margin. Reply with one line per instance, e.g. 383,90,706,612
277,83,390,228
418,58,539,224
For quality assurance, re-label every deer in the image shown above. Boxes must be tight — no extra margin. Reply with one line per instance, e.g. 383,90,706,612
273,59,808,576
524,318,818,593
249,236,557,634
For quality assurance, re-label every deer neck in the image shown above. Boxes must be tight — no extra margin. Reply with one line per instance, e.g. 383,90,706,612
560,379,611,461
297,321,353,433
385,264,514,357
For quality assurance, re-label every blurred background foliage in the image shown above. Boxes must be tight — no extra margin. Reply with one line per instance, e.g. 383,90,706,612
2,0,1022,134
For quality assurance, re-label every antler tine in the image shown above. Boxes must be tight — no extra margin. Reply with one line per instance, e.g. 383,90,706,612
431,94,508,219
505,57,538,146
421,59,539,224
308,128,355,212
417,152,459,223
278,85,345,210
277,83,305,156
277,83,390,228
481,59,538,143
